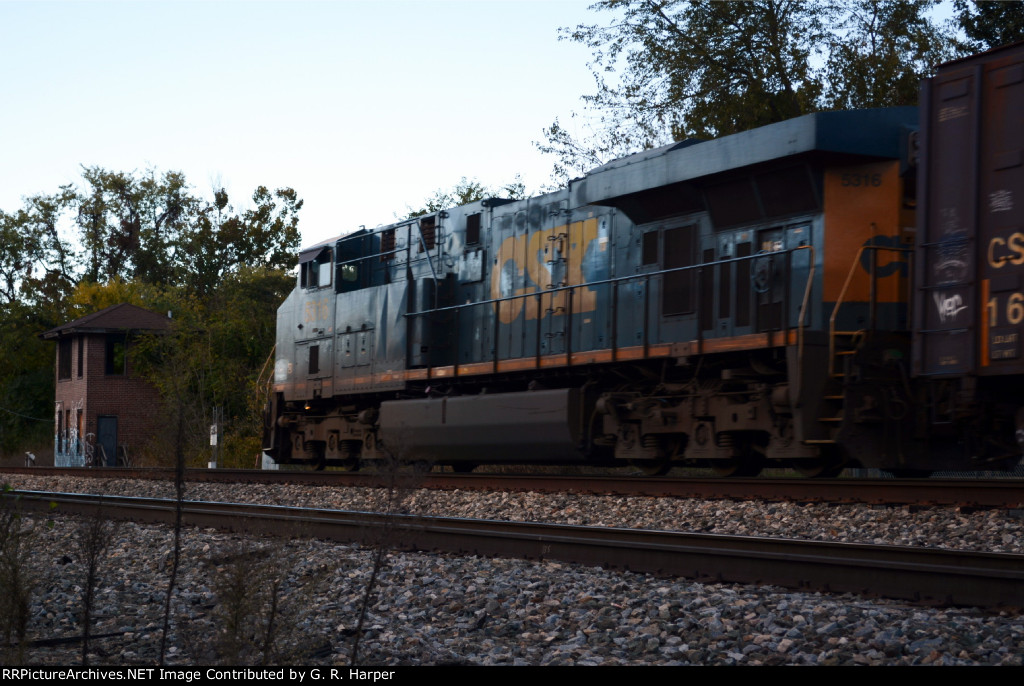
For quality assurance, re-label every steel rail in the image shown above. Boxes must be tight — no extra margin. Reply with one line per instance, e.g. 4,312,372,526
8,490,1023,609
3,467,1023,508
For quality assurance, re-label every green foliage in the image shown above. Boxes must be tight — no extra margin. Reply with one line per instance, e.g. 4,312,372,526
76,167,195,285
406,175,527,218
538,0,828,183
132,267,293,468
535,115,645,187
68,277,179,320
0,301,57,456
824,0,953,109
179,186,302,296
954,0,1024,52
0,189,78,313
539,0,956,185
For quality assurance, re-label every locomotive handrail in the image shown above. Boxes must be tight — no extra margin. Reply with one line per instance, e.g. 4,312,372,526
793,245,817,408
827,244,914,377
404,245,819,375
407,246,813,317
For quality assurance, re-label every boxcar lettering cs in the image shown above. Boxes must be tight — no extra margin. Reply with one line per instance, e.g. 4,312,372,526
987,233,1024,268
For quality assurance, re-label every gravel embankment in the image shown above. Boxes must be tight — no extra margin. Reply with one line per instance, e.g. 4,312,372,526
2,473,1022,666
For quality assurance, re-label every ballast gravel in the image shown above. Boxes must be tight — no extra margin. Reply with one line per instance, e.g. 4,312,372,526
2,473,1022,666
6,473,1024,553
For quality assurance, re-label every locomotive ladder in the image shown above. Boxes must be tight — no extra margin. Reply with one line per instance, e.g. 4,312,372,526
816,243,914,439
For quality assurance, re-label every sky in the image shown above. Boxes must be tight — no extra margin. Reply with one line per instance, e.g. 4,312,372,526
0,0,598,249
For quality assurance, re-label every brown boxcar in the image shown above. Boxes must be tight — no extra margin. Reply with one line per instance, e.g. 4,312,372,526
916,41,1024,377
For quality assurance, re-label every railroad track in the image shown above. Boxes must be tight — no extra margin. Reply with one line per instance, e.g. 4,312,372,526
4,466,1024,508
8,489,1023,610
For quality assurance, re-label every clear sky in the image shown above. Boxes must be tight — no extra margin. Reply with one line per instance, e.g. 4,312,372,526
0,0,597,248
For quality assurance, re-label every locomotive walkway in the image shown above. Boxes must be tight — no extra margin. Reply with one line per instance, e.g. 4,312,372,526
9,489,1023,610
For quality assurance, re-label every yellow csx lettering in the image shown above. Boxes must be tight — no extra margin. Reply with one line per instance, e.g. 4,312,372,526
491,219,600,324
987,232,1024,268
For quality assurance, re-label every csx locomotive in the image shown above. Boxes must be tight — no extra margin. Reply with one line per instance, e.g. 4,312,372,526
264,43,1024,476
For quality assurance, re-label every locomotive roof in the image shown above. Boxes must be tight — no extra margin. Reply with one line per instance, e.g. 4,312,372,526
295,108,917,255
572,107,917,208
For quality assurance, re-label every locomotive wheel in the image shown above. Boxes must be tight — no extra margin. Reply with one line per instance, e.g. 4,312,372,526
709,436,764,477
793,459,846,478
629,435,680,476
335,458,360,472
710,458,763,478
306,442,326,471
630,459,673,476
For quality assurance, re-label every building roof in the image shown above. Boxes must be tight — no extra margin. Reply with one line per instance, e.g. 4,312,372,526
40,303,171,340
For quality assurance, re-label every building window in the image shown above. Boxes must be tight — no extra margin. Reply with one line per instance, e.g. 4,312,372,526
105,334,126,375
77,336,84,377
58,339,72,380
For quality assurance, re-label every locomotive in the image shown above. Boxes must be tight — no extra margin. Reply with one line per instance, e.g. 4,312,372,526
264,42,1024,476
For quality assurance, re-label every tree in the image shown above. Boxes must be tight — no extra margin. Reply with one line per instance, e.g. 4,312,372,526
538,0,828,184
0,190,78,312
178,186,302,296
405,176,526,218
67,277,177,321
535,116,647,187
0,194,79,456
0,300,54,455
131,266,293,468
539,0,960,185
75,167,194,285
0,210,36,308
824,0,953,109
955,0,1024,52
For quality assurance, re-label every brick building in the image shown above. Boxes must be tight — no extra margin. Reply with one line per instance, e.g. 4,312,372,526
41,303,170,466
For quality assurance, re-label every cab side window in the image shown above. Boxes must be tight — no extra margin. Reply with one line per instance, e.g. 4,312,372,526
300,247,333,289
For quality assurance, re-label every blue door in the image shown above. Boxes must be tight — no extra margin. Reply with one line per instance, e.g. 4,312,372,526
97,415,117,467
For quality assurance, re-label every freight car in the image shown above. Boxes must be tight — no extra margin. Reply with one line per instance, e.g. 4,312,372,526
264,43,1024,477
